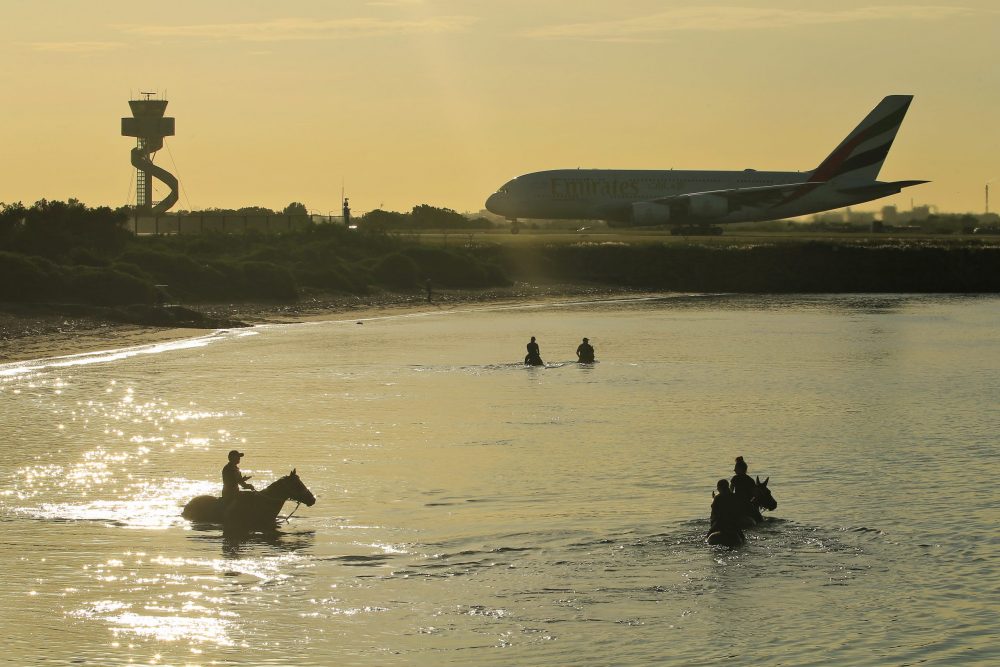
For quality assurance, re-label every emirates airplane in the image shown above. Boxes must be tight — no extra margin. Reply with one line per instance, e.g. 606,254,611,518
485,95,926,234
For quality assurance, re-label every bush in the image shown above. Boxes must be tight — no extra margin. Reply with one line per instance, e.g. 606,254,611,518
0,252,65,301
402,245,498,287
111,261,153,283
68,246,110,267
117,247,223,298
371,252,419,288
240,261,298,300
293,259,367,293
13,200,131,258
68,266,155,305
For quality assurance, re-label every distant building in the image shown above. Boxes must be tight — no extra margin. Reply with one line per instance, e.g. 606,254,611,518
909,205,933,222
844,207,876,224
881,205,899,224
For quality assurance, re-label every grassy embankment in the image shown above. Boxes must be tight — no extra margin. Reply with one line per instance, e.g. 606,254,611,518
2,201,999,332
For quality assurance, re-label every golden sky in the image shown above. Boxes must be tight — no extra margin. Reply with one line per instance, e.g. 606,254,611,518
1,1,997,216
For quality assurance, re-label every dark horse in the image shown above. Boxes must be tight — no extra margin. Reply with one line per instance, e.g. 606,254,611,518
706,526,745,548
707,477,778,547
182,469,316,530
739,476,777,528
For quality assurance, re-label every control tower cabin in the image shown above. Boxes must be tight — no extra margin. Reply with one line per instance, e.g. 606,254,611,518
121,95,178,214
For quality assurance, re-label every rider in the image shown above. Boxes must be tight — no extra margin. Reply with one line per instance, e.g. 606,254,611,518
730,456,762,523
708,478,744,540
576,337,595,363
222,450,255,506
525,336,543,365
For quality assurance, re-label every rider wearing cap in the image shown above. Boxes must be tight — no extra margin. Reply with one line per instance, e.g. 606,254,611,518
730,456,761,523
222,450,255,505
576,337,595,363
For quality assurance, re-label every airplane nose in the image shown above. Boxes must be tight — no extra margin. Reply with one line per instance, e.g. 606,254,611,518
485,192,501,214
486,192,509,216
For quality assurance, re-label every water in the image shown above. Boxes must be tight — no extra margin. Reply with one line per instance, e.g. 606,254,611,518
1,294,997,666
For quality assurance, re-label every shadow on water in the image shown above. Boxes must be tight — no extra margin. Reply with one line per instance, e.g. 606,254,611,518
185,523,316,559
409,360,592,375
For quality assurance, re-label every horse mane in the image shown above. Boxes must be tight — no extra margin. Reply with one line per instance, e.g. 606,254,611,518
261,469,298,494
262,475,288,494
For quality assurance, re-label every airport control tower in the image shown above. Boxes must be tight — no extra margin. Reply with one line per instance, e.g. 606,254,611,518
121,94,178,213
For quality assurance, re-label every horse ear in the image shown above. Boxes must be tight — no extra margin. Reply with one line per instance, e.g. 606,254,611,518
764,476,769,486
291,468,297,476
756,475,761,484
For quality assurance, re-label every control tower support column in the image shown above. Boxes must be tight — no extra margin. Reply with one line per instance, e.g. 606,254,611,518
121,96,179,214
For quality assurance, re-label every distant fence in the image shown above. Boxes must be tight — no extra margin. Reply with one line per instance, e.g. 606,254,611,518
131,214,345,235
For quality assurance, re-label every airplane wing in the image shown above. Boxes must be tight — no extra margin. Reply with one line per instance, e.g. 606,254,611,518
647,181,824,211
836,180,929,198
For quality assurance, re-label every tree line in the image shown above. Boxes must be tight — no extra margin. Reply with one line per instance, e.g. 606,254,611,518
3,199,999,313
0,199,508,307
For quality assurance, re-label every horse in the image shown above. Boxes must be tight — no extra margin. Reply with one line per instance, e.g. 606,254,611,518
739,476,777,528
182,469,316,530
706,525,746,548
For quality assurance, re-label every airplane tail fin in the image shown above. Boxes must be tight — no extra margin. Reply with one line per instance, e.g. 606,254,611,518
809,95,913,184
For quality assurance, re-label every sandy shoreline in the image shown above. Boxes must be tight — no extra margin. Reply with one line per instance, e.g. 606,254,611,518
0,283,636,365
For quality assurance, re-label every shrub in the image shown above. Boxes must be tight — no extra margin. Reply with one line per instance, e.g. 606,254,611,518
68,265,155,305
240,261,298,300
0,252,65,301
371,252,419,288
293,259,367,293
68,246,110,267
117,247,223,298
402,245,497,287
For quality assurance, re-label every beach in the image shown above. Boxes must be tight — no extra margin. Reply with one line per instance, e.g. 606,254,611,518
0,283,633,364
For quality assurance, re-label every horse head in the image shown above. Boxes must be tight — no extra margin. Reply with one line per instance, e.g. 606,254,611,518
753,475,777,512
271,469,316,507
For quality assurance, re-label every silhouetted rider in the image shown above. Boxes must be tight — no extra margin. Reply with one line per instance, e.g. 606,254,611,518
708,478,744,539
576,337,595,363
222,450,255,505
730,455,762,523
525,336,543,365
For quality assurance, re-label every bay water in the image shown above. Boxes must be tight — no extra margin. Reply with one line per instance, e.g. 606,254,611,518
1,294,997,666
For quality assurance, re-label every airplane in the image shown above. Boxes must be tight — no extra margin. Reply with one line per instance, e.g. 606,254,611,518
485,95,926,234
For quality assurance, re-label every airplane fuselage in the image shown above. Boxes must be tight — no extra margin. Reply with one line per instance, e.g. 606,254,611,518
485,95,925,228
486,168,903,226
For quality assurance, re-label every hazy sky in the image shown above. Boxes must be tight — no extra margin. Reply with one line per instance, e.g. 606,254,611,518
1,1,997,216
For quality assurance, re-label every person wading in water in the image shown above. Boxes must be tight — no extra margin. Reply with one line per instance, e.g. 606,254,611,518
525,336,543,366
576,337,595,363
708,479,744,537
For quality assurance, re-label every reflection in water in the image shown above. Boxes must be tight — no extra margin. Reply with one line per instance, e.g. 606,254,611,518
187,526,317,560
74,605,238,647
0,295,997,665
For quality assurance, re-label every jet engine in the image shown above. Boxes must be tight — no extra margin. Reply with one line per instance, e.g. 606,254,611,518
686,194,729,219
632,194,730,226
631,201,671,225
